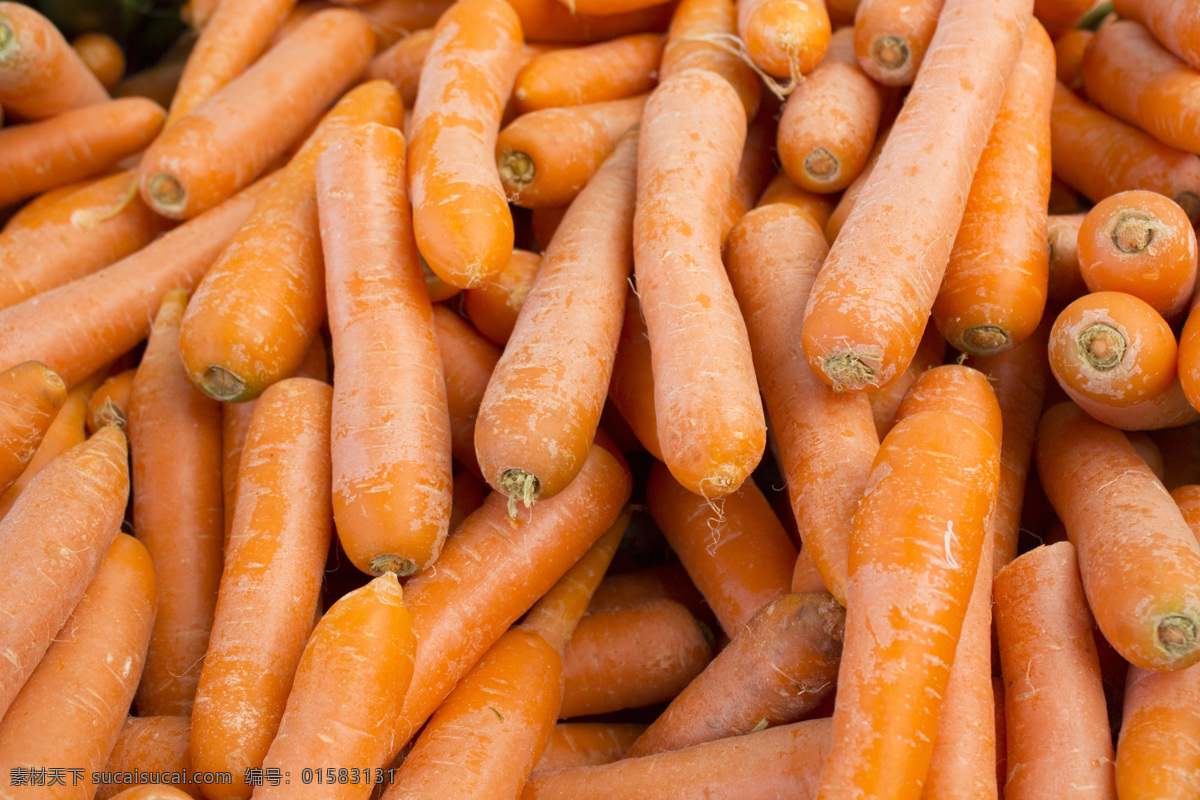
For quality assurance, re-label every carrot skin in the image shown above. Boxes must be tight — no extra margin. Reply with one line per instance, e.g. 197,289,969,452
96,716,198,800
0,1,109,119
0,361,66,495
534,723,646,772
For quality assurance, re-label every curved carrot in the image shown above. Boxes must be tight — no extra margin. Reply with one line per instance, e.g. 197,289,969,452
0,376,93,518
534,723,646,772
179,81,402,403
817,409,1000,800
86,368,136,433
463,249,542,346
1112,0,1200,70
1077,189,1198,321
1036,401,1200,670
431,305,500,479
852,0,943,86
408,0,523,289
128,289,222,717
97,716,198,800
0,1,108,119
994,542,1116,800
933,20,1054,356
0,533,155,799
1046,212,1087,304
514,34,662,113
866,317,945,440
190,378,332,800
476,132,636,507
1054,28,1091,91
803,0,1031,391
0,360,66,494
737,0,830,79
365,27,433,107
660,0,760,118
507,0,674,43
607,293,662,460
1050,83,1200,225
72,32,124,91
139,8,374,219
634,68,763,497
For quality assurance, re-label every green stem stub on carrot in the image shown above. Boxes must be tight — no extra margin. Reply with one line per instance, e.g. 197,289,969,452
1158,613,1198,655
1112,213,1156,253
498,151,535,189
871,35,910,72
960,325,1011,356
198,365,247,402
1078,322,1125,371
146,174,188,217
502,468,540,517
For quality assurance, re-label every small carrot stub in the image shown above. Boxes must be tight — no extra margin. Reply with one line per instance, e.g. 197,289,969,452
737,0,831,80
408,0,523,289
86,368,136,433
0,360,66,494
463,249,542,347
513,34,662,113
852,0,944,87
1076,190,1198,321
1112,0,1200,71
0,1,109,119
1036,402,1200,671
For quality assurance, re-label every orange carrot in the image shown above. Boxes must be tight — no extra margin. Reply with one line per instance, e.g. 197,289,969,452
1069,381,1200,431
463,249,542,346
0,360,66,494
866,317,945,440
114,59,187,109
1036,401,1200,670
1128,430,1167,481
431,305,501,479
476,132,636,507
852,0,944,86
1112,0,1200,71
534,723,647,773
97,716,198,800
755,172,837,228
719,108,778,242
353,0,454,48
86,368,136,433
660,0,760,118
318,122,452,576
589,563,712,625
190,378,332,800
737,0,830,79
1047,212,1088,304
2,172,115,232
186,0,222,28
72,32,125,90
804,0,1031,390
0,533,155,799
139,8,374,219
933,20,1054,356
1054,28,1091,91
506,0,674,44
408,0,523,289
0,1,108,119
607,292,663,460
792,546,831,594
365,27,433,106
179,81,402,403
514,34,662,113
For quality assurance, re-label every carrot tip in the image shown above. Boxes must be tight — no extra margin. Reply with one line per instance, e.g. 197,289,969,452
959,325,1011,356
368,554,419,577
501,469,540,518
804,148,840,183
1174,192,1200,226
146,173,188,216
1077,322,1125,371
870,35,910,72
196,365,248,402
1111,213,1157,254
1157,614,1199,657
95,398,127,430
498,150,535,192
823,352,877,391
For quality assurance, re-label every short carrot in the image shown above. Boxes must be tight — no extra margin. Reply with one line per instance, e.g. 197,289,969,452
0,1,108,119
475,132,636,507
737,0,831,79
1046,212,1088,304
852,0,944,86
513,34,662,113
318,122,452,576
505,0,674,44
431,305,501,479
659,0,760,118
534,723,647,772
408,0,523,289
1112,0,1200,71
365,27,433,106
0,360,66,494
139,8,374,219
463,249,542,346
97,716,198,800
86,368,136,433
72,32,125,90
607,293,662,460
0,533,156,800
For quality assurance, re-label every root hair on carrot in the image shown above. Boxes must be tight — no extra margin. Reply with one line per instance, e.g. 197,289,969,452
670,33,801,99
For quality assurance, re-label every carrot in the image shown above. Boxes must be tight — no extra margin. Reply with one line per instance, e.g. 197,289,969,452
660,0,760,118
0,176,270,390
167,0,300,125
1036,401,1200,670
895,365,1003,444
105,789,195,800
1173,295,1200,417
589,562,710,621
816,409,1000,800
179,81,402,403
852,0,943,86
463,249,542,346
866,318,945,440
1054,28,1091,91
1046,212,1088,304
1076,189,1199,320
559,598,712,718
0,360,66,494
738,0,831,80
993,542,1116,800
1128,431,1167,481
1113,0,1196,65
634,68,763,497
408,0,523,290
190,378,332,800
317,122,452,577
354,0,455,48
1050,83,1200,225
933,21,1054,356
86,368,136,433
1035,0,1095,36
514,34,662,113
113,59,187,109
186,0,222,28
521,717,833,800
822,125,887,245
476,133,636,508
0,1,108,119
607,293,662,460
555,0,665,13
430,306,501,479
72,32,125,90
139,9,374,220
1069,381,1200,431
97,716,198,800
627,592,843,757
777,28,886,194
0,533,155,799
791,546,831,594
719,109,778,243
1048,291,1179,407
366,27,433,106
534,723,647,772
505,0,674,44
755,172,837,228
2,172,115,233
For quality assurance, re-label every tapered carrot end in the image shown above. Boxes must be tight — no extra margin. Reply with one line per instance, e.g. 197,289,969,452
959,325,1011,356
502,468,540,518
369,554,419,577
145,173,187,217
196,365,248,402
1078,323,1125,371
870,34,910,73
1157,613,1199,661
823,352,877,392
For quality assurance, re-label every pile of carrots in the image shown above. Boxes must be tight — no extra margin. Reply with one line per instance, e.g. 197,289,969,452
2,0,1200,796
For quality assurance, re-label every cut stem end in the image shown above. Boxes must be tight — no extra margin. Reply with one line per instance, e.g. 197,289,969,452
198,365,248,402
501,469,539,519
822,353,877,392
1157,614,1198,657
369,554,419,577
871,35,910,72
147,173,187,215
1111,213,1155,254
804,148,839,182
959,325,1011,356
1077,322,1125,371
498,151,535,191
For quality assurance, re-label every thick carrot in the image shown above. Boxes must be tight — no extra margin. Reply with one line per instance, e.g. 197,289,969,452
0,533,155,799
514,34,662,113
0,176,269,390
1050,83,1200,225
0,1,108,119
0,376,93,518
522,717,833,800
1054,27,1091,91
179,81,402,403
660,0,760,118
559,598,712,718
408,0,523,289
86,368,136,433
994,541,1116,800
72,32,125,90
895,365,1003,444
97,716,198,800
476,133,636,508
634,68,763,497
534,723,646,772
505,0,674,44
128,289,222,717
777,28,886,194
139,8,374,219
1112,0,1200,71
431,305,500,479
627,592,843,757
737,0,830,79
1046,212,1088,304
817,409,1000,800
463,249,542,346
1036,401,1200,670
866,317,944,440
365,28,433,107
190,378,332,800
852,0,944,86
1076,189,1198,320
933,20,1054,356
254,575,415,800
607,292,662,460
1048,291,1179,407
0,360,66,494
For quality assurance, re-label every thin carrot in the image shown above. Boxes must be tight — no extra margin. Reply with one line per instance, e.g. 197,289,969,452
865,318,944,440
179,81,402,403
792,546,831,594
534,723,647,773
505,0,674,44
607,293,662,460
87,368,136,433
498,95,646,210
431,305,501,479
0,533,155,799
190,378,332,800
852,0,944,86
719,108,778,243
1054,28,1091,92
514,34,662,113
476,132,636,508
0,360,66,494
366,27,433,106
97,716,198,800
318,122,452,576
463,249,542,346
933,20,1054,356
1036,401,1200,670
0,1,108,119
139,8,374,219
994,542,1116,800
72,32,125,90
659,0,760,118
1112,0,1200,71
1047,212,1088,304
1076,189,1199,320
